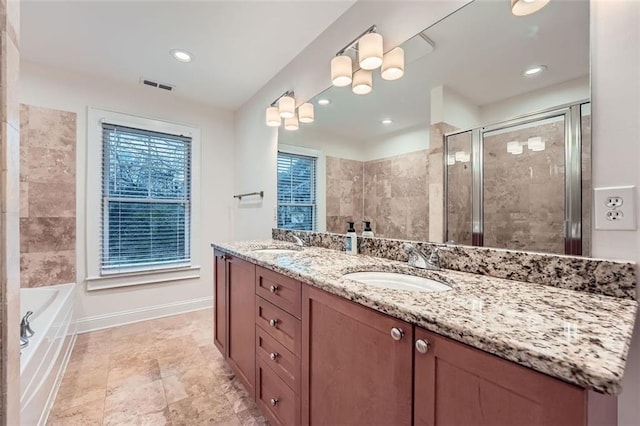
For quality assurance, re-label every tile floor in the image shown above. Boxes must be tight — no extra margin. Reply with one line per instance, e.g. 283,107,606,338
48,309,268,425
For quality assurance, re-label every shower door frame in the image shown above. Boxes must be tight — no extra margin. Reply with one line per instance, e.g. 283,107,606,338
443,100,589,256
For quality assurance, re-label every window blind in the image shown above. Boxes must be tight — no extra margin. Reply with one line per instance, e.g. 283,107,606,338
101,123,191,274
277,151,317,231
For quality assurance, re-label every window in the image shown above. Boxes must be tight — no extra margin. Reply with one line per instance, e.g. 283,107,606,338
277,151,317,230
101,123,191,274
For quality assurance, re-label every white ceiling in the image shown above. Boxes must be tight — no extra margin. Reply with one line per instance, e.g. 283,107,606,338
21,0,355,110
301,0,589,143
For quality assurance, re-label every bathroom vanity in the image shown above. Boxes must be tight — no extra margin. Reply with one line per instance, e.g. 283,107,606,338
211,237,636,426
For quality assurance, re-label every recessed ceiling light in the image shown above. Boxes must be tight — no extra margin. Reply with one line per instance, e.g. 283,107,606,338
170,49,192,63
523,65,547,76
317,99,331,106
381,119,393,125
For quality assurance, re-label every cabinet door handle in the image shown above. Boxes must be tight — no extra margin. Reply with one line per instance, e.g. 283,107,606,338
269,285,279,294
270,398,279,406
415,339,430,354
390,327,404,341
269,319,279,327
270,352,279,361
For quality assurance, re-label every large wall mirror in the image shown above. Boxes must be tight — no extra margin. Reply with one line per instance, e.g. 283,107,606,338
277,0,590,256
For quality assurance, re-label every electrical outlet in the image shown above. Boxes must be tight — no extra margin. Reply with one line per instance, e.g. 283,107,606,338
594,186,636,230
605,196,624,208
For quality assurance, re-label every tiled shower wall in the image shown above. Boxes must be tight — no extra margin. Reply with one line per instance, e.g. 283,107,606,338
19,104,77,287
326,150,429,240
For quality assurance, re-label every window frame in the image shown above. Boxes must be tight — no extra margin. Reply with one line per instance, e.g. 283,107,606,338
86,108,201,290
277,144,326,232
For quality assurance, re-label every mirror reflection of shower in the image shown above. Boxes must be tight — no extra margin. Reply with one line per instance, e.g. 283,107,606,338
445,102,591,256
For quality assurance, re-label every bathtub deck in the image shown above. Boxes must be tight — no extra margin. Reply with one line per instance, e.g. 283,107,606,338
48,308,267,425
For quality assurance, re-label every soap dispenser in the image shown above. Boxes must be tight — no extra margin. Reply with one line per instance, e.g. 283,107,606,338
345,221,358,254
362,221,374,238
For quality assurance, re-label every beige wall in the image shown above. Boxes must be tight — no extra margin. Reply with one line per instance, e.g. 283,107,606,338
326,156,363,233
0,0,21,422
19,104,77,287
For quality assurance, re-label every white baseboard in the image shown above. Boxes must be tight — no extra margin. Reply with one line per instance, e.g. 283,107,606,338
74,296,213,334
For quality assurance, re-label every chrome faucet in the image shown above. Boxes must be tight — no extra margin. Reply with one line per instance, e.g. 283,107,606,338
291,234,304,248
20,311,34,349
403,243,441,271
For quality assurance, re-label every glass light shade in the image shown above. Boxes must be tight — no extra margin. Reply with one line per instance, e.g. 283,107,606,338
284,115,299,131
358,32,383,70
265,106,281,127
381,47,405,81
461,152,471,163
506,141,521,153
510,144,524,155
352,69,373,95
278,96,295,119
447,154,455,166
331,55,353,87
298,103,314,123
528,136,545,151
454,151,466,162
511,0,550,16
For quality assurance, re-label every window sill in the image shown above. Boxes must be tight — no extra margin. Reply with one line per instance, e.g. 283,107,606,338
86,265,201,291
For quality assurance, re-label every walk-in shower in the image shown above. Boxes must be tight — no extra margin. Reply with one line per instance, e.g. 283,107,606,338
445,102,591,256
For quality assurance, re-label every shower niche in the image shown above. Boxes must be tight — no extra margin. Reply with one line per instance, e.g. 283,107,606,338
445,102,591,256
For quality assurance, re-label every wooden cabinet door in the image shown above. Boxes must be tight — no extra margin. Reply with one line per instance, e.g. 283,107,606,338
228,256,256,398
414,328,587,426
213,250,227,356
302,285,412,426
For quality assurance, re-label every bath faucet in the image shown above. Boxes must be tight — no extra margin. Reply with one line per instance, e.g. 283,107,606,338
21,311,35,340
403,243,441,271
291,234,304,248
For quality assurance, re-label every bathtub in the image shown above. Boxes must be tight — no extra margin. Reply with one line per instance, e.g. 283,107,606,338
20,283,76,426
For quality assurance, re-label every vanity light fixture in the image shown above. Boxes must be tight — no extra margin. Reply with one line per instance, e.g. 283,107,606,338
265,90,295,128
507,141,523,155
527,136,545,151
298,103,315,123
511,0,551,17
523,65,547,76
352,69,373,95
265,107,281,127
170,49,192,63
331,55,353,87
381,47,405,81
317,99,331,106
278,94,296,118
447,154,455,166
331,25,404,92
284,115,299,131
454,151,471,163
358,32,384,70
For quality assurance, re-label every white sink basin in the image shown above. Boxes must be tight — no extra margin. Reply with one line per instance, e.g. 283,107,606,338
343,271,452,292
254,248,300,254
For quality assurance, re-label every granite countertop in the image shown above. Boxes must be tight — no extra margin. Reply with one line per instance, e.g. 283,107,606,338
212,240,638,396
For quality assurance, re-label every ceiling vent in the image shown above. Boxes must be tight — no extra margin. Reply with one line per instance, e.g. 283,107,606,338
139,77,175,92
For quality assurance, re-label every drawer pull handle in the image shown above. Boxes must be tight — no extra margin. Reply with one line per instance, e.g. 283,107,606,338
269,319,279,327
269,285,279,293
390,327,404,341
270,398,279,406
270,352,279,361
415,339,430,354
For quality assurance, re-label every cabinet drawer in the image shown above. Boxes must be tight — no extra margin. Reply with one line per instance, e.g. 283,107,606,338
256,296,301,356
256,267,302,318
256,358,300,426
256,326,300,393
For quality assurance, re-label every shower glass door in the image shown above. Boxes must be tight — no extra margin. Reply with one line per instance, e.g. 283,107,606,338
482,114,567,254
444,102,588,256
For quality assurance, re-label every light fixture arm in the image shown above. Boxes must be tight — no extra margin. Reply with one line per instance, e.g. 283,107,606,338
270,90,295,107
335,25,377,56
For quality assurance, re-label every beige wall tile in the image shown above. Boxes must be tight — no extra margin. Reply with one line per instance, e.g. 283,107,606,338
20,250,76,287
27,181,75,217
21,216,76,252
26,105,76,151
27,146,75,184
19,181,26,217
